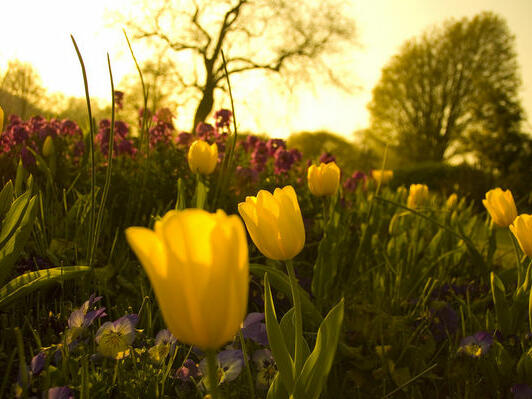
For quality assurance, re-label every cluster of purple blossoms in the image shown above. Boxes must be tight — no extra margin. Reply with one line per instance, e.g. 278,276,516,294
175,131,194,147
319,152,336,164
96,120,137,158
148,108,176,149
195,122,217,141
251,140,269,172
1,115,84,167
343,171,368,192
214,108,232,130
113,90,124,110
273,147,302,175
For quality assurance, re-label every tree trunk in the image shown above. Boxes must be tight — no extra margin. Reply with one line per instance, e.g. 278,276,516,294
192,83,215,133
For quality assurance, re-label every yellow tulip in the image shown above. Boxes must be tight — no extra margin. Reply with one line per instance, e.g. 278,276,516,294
407,184,429,209
307,162,340,197
482,188,517,227
372,170,394,185
510,214,532,257
187,140,218,175
125,209,248,350
0,105,3,131
238,185,305,260
446,193,458,209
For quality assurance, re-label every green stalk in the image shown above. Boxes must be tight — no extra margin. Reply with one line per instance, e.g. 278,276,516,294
70,35,96,267
238,331,256,399
90,53,116,266
285,259,303,373
206,350,221,399
510,230,523,288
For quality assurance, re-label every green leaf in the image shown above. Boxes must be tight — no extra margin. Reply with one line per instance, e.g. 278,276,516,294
264,273,295,393
0,195,38,285
0,266,91,309
251,263,322,329
280,308,310,361
266,372,289,399
491,272,511,335
0,191,31,249
293,298,344,399
0,180,13,219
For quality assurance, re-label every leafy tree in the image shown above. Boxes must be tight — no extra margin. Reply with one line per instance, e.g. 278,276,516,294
120,0,357,131
367,12,523,163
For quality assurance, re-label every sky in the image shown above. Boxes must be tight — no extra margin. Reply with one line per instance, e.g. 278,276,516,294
0,0,531,139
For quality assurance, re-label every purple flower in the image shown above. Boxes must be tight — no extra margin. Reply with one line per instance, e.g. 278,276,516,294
252,349,277,389
47,386,74,399
251,141,269,172
511,384,532,399
95,314,138,359
214,109,232,129
266,138,285,156
273,148,295,175
200,349,244,385
319,152,335,164
241,313,268,346
427,302,459,342
196,122,216,140
243,135,259,152
343,171,367,192
155,329,177,347
176,358,201,381
20,145,35,167
289,148,302,162
114,90,124,110
176,132,193,146
30,352,46,376
458,331,493,357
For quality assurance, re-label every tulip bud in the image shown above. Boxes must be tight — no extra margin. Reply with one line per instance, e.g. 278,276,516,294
42,136,55,158
407,184,429,209
446,193,458,209
371,170,394,185
126,209,249,350
238,185,305,260
510,214,532,257
307,162,340,197
187,140,218,175
483,188,517,227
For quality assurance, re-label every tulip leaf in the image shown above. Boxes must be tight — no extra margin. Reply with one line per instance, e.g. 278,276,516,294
264,273,295,393
0,191,32,249
293,298,344,399
490,272,511,336
267,372,289,399
280,307,311,362
0,266,91,309
251,263,322,328
0,195,38,286
0,180,13,220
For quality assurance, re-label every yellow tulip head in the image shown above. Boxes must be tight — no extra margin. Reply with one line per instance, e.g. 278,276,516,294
371,170,394,185
126,209,248,350
446,193,458,209
510,214,532,258
238,185,305,261
307,161,340,197
407,184,429,209
483,188,517,227
187,140,218,175
0,105,3,131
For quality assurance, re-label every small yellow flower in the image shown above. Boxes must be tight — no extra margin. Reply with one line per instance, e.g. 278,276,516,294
126,209,249,350
510,214,532,257
483,188,517,227
188,140,218,175
238,185,305,261
446,193,458,209
407,184,429,209
307,162,340,197
372,170,394,185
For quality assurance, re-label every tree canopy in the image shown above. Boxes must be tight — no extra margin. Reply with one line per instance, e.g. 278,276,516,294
120,0,357,132
367,11,523,164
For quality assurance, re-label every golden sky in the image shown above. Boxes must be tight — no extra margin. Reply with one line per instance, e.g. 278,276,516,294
1,0,531,139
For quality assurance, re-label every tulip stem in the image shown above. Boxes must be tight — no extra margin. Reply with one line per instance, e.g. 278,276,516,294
510,230,523,288
285,259,304,373
238,330,256,399
206,350,221,399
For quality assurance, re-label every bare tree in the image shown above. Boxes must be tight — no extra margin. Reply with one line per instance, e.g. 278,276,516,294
120,0,357,131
